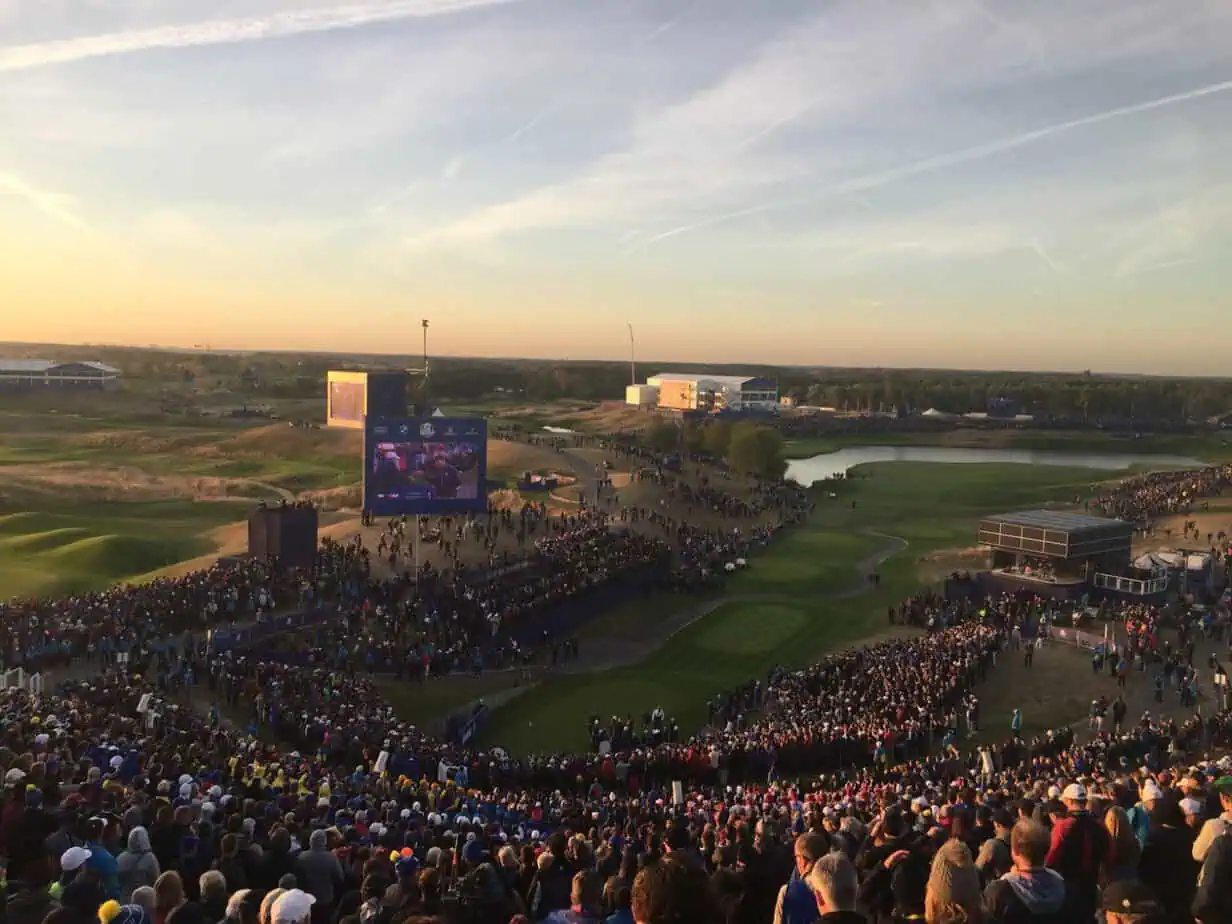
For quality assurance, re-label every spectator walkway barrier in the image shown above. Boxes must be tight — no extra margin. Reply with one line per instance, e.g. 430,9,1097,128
2,667,45,693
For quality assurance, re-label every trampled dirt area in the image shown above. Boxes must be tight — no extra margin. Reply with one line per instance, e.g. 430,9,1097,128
1134,511,1232,554
191,423,361,458
0,462,288,503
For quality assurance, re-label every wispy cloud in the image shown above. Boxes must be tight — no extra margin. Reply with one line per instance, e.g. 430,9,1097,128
0,171,88,230
639,78,1232,247
1120,256,1205,276
402,0,1232,255
0,0,521,71
1029,239,1065,275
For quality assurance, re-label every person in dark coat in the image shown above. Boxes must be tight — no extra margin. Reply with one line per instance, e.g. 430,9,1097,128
1139,795,1199,924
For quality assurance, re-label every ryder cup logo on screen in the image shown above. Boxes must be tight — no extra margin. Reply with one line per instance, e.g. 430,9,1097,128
419,422,436,438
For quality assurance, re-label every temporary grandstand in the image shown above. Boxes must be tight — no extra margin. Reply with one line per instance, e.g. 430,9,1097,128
0,358,121,389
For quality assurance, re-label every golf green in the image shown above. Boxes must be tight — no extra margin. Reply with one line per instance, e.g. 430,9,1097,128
474,460,1139,754
695,603,808,655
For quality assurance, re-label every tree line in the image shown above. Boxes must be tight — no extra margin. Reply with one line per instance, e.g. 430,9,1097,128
643,418,787,479
33,345,1232,422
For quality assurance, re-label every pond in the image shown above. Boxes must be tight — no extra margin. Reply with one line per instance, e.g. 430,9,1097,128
786,446,1206,485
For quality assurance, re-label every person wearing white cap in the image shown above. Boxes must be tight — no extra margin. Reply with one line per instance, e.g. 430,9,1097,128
1045,782,1112,922
271,889,316,924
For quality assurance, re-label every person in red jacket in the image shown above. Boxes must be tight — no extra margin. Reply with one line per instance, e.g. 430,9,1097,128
1045,783,1114,923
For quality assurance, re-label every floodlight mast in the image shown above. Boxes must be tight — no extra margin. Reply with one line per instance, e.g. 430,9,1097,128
628,322,636,385
406,319,430,415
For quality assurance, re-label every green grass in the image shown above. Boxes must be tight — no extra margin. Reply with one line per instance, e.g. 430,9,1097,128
725,531,880,596
782,430,1232,460
474,460,1137,754
0,502,243,600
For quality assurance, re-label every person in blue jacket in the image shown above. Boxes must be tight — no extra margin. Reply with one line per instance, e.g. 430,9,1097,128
774,832,828,924
84,817,122,901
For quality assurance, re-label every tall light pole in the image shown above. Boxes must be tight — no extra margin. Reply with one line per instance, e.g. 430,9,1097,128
627,322,636,385
419,319,430,413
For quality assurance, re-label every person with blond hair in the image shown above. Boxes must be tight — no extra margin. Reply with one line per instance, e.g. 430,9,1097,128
1105,806,1142,884
926,840,983,924
258,889,287,924
152,872,185,924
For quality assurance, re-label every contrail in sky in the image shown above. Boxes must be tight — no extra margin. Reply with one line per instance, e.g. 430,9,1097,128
636,79,1232,248
0,0,520,71
1029,239,1064,275
0,172,88,230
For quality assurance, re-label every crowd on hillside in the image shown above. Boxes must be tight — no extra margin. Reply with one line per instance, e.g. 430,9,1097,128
9,450,1232,924
6,578,1232,924
1090,463,1232,525
0,545,367,674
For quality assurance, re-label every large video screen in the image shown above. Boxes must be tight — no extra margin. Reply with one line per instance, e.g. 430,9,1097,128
329,381,365,424
363,418,487,516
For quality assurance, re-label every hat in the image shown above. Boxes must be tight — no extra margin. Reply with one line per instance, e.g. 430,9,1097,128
5,768,27,785
1101,880,1161,916
1212,776,1232,795
1061,783,1087,802
99,900,123,924
61,845,92,872
271,889,316,924
112,904,150,924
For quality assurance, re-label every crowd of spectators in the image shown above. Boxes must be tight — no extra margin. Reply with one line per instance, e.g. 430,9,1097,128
5,580,1232,924
1090,464,1232,525
8,449,1232,924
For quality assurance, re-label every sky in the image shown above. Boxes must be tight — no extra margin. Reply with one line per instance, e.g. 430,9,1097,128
1,0,1230,374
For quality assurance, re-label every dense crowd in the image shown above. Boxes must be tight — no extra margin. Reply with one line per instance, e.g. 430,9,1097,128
1090,464,1232,525
5,582,1232,924
7,452,1232,924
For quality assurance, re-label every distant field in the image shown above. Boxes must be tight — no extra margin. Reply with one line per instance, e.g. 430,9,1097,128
475,460,1139,754
0,392,624,599
782,428,1232,460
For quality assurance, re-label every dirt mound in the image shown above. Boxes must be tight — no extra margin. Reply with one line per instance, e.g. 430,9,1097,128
301,485,362,510
79,431,212,454
204,424,361,458
487,440,567,475
560,402,647,433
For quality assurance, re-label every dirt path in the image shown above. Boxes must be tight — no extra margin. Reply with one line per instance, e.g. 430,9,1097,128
198,478,295,502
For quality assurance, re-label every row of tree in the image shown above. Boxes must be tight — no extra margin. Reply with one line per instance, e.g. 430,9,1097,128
32,345,1232,422
644,418,787,479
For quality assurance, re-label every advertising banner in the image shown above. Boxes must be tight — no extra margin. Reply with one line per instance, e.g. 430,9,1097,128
363,417,487,515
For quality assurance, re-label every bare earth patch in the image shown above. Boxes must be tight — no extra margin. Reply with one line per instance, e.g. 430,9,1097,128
0,462,287,503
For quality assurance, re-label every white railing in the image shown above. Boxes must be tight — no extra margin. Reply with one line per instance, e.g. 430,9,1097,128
2,668,45,694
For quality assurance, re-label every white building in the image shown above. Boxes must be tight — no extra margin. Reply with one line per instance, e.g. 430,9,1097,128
625,384,659,407
644,372,778,412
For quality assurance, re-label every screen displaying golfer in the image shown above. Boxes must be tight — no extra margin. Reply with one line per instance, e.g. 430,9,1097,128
369,439,480,502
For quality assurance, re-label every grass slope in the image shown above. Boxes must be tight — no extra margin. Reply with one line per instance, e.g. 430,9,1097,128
0,502,242,600
475,461,1122,754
